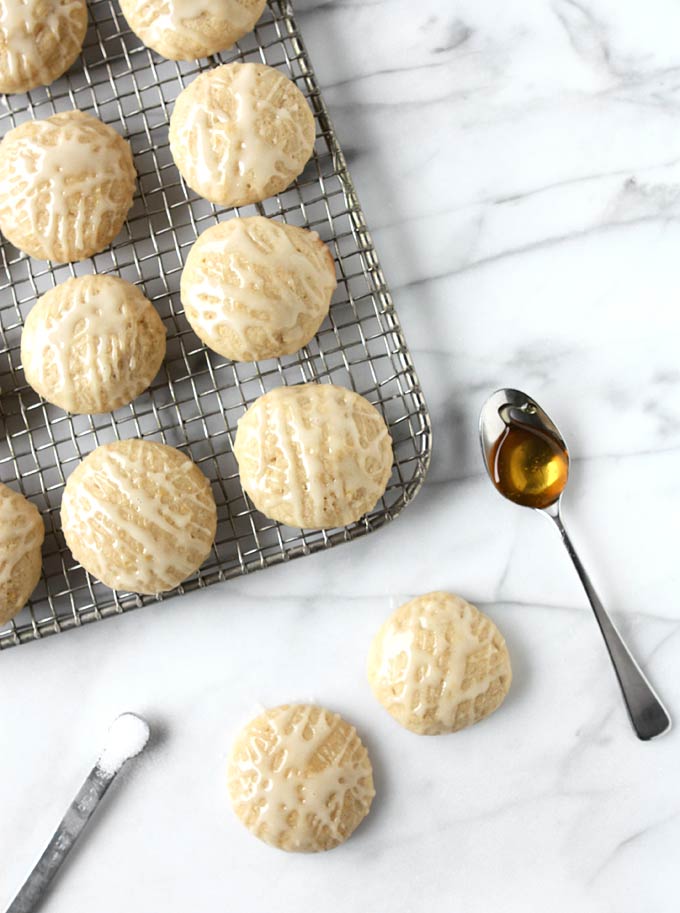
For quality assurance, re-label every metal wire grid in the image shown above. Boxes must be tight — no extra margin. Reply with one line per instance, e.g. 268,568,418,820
0,0,432,649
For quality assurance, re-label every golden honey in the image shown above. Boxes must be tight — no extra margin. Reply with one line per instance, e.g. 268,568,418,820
490,421,569,509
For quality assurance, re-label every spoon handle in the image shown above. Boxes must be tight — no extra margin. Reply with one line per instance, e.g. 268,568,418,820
6,764,115,913
549,509,671,741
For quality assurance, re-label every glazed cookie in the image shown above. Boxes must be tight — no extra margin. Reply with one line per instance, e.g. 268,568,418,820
0,0,88,94
233,383,393,529
119,0,266,61
180,217,336,361
368,591,512,735
0,483,44,626
0,110,136,262
169,62,315,207
227,704,375,853
61,439,217,594
21,275,166,414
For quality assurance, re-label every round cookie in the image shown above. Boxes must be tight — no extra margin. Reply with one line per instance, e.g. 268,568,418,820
227,704,375,853
169,62,315,207
21,275,166,414
180,216,336,361
61,439,217,594
233,383,393,529
0,483,44,626
0,0,88,94
0,110,136,262
119,0,266,61
368,591,512,735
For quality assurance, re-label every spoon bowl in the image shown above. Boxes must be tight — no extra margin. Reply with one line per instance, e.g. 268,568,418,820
479,388,566,476
480,388,570,512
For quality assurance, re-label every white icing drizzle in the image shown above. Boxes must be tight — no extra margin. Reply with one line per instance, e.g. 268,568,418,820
183,218,335,357
121,0,265,60
175,63,311,204
13,131,116,251
369,593,512,733
231,64,300,195
0,112,135,261
26,279,140,409
235,384,392,528
229,705,374,851
0,0,82,86
62,442,215,594
146,0,253,48
0,484,42,591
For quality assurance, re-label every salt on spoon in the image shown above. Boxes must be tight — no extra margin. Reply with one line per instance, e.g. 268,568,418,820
6,713,150,913
97,712,150,775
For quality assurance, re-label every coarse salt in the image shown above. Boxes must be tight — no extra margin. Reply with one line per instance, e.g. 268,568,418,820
97,713,150,775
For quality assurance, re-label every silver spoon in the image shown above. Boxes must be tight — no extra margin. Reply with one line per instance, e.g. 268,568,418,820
6,713,151,913
479,387,671,741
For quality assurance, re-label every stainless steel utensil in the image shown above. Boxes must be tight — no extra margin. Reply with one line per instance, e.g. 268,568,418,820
479,387,671,741
5,713,150,913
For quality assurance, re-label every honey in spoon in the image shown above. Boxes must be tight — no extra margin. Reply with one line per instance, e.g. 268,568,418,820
490,415,569,509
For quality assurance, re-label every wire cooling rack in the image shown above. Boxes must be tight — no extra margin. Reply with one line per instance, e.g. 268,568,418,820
0,0,432,649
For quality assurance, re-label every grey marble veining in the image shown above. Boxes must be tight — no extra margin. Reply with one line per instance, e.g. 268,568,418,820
1,2,678,911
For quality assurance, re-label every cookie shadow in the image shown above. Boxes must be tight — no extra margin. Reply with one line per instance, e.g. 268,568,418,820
496,612,531,712
350,722,392,845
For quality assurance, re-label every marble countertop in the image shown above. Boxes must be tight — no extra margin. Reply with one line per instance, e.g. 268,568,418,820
2,1,679,911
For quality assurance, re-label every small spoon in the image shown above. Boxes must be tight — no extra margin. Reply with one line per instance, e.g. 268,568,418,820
479,388,671,741
6,713,151,913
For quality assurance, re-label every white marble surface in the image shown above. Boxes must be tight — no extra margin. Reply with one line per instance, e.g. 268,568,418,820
2,1,680,910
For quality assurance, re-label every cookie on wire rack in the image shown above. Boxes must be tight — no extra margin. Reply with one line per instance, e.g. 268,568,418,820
61,440,217,595
169,62,315,207
0,0,88,94
0,110,136,262
0,483,44,626
233,383,393,529
180,216,336,361
119,0,266,61
368,591,513,735
21,275,166,414
227,703,375,852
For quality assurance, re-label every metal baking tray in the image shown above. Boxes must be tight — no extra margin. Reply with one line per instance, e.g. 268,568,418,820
0,0,432,649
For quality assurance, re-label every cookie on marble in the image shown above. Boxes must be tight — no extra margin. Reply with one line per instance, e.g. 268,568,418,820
0,483,44,625
61,439,217,594
0,0,88,94
169,62,315,207
180,216,336,361
119,0,266,61
0,110,136,262
233,383,393,529
22,275,166,414
368,591,512,735
227,703,375,852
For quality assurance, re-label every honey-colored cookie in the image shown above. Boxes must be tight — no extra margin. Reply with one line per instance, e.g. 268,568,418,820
0,110,136,262
61,439,217,594
169,62,315,207
233,383,393,529
368,591,512,735
180,216,336,361
22,275,166,414
119,0,266,61
0,483,44,625
0,0,88,94
227,704,375,853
